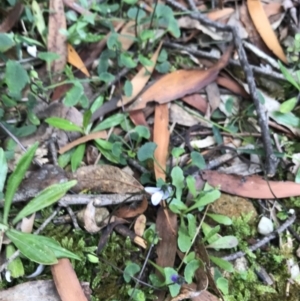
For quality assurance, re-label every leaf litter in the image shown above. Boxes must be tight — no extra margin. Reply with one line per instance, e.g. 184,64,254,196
2,0,300,300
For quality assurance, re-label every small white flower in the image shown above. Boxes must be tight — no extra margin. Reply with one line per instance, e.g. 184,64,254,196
5,270,11,282
145,186,172,206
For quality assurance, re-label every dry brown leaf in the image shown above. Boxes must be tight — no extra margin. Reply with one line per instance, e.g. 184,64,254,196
240,4,270,56
58,131,107,154
118,21,136,51
182,94,208,114
77,202,111,233
170,103,203,126
216,76,249,98
0,2,24,33
201,170,300,199
51,259,88,301
205,8,234,21
47,0,67,75
128,46,233,111
247,0,287,63
67,43,90,77
153,103,177,301
205,83,220,114
154,104,169,180
71,165,144,194
134,214,146,236
155,207,178,301
117,42,162,107
129,110,149,127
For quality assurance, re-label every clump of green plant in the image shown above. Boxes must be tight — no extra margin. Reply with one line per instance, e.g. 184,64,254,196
0,142,80,281
287,33,300,68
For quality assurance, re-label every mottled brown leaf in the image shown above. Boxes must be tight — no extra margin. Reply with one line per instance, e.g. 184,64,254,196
71,165,144,194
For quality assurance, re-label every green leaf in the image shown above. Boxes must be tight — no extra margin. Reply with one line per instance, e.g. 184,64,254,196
45,117,83,133
6,229,58,265
124,262,141,283
0,33,15,52
187,214,196,237
34,235,81,260
137,142,157,161
92,113,125,132
37,51,60,63
134,125,150,139
178,222,192,252
296,166,300,184
119,52,137,68
216,277,229,295
209,256,233,272
124,80,133,97
139,30,155,42
107,32,121,50
127,7,146,21
171,147,185,158
6,244,24,278
94,139,120,164
278,61,300,90
32,0,46,44
123,0,138,4
189,189,221,212
207,235,238,249
12,180,77,225
202,224,221,244
71,144,85,172
225,97,234,113
27,111,40,126
0,148,8,193
164,267,181,297
271,111,300,128
90,95,104,113
5,60,29,98
156,61,170,74
279,97,297,113
191,151,206,169
206,213,232,225
158,48,168,63
138,54,154,67
171,166,185,199
64,82,84,106
4,143,38,224
186,175,197,198
184,259,201,284
99,72,115,83
169,198,188,214
83,110,92,130
127,288,145,301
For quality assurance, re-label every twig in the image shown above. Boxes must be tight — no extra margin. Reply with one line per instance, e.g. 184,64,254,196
221,214,296,261
165,0,279,176
58,193,144,207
